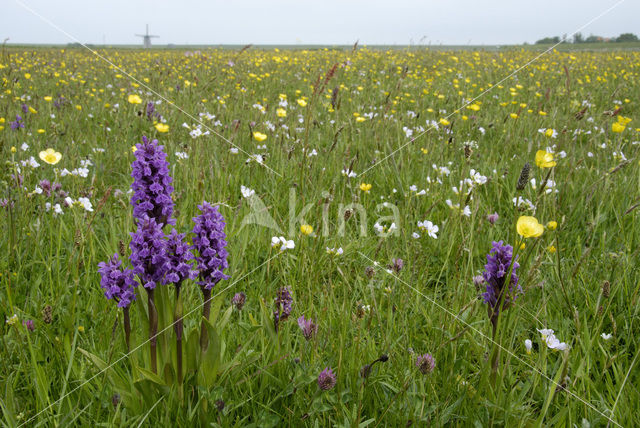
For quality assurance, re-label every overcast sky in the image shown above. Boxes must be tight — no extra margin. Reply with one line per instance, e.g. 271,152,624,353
2,0,638,46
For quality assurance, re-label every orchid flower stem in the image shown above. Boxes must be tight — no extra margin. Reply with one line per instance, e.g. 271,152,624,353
147,289,158,374
123,307,131,353
200,287,212,354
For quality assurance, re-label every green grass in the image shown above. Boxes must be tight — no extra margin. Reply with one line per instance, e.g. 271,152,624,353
1,46,639,427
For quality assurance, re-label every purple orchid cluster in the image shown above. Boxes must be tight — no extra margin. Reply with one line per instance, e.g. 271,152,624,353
481,241,521,326
191,202,230,291
97,135,230,377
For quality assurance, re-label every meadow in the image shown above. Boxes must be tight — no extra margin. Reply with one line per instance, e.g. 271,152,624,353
1,45,639,427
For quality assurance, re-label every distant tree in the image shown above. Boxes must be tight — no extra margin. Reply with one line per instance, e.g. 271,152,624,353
616,33,639,43
573,32,584,43
536,36,560,44
585,34,602,43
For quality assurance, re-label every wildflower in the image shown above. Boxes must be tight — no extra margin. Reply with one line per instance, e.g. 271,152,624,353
191,202,230,291
232,292,246,310
78,326,85,333
388,258,404,273
611,122,625,133
541,332,569,351
417,220,439,239
416,353,435,374
524,339,533,354
547,245,556,253
39,148,62,165
326,247,343,256
297,99,307,107
130,136,175,226
439,118,450,126
274,286,293,330
487,212,499,224
6,314,18,325
276,107,287,117
23,320,35,332
535,150,556,168
317,367,337,391
271,236,295,251
601,333,612,340
546,221,558,230
154,123,169,133
300,224,313,235
98,254,137,307
482,241,520,328
127,94,142,104
516,216,544,238
129,216,168,290
164,229,196,287
76,197,93,212
253,131,267,142
359,182,372,193
297,315,318,340
240,185,255,198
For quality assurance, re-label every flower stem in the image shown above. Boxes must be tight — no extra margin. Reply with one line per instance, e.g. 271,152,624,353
123,307,131,353
174,286,184,387
147,289,158,374
200,287,212,353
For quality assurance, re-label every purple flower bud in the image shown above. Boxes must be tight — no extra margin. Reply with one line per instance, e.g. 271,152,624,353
130,136,175,226
98,253,137,307
191,201,230,291
318,367,336,391
388,258,404,273
23,319,35,332
232,292,246,310
487,212,499,224
297,315,318,340
416,353,435,374
10,115,24,130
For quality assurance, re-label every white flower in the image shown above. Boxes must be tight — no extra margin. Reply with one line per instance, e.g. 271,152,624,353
271,236,294,251
537,328,555,338
240,185,255,198
230,147,239,154
524,339,533,354
64,196,74,207
601,333,612,340
470,169,487,185
33,185,43,195
6,314,18,325
341,168,357,178
21,142,29,151
175,151,189,160
412,232,421,239
77,197,93,212
326,247,343,256
417,220,438,239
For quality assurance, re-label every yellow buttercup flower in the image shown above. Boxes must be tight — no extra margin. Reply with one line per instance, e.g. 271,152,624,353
276,108,287,118
439,118,450,126
131,146,138,153
359,183,372,193
24,73,31,79
546,221,558,230
127,94,142,104
611,122,625,133
535,150,556,168
253,131,267,142
44,96,52,102
155,123,169,133
517,216,544,238
300,224,313,235
297,99,307,107
548,245,557,254
39,148,62,165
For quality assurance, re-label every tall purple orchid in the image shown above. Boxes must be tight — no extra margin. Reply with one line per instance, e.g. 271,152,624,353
192,201,229,352
130,136,175,227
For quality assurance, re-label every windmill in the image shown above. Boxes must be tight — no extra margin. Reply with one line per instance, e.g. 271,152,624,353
135,25,159,48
